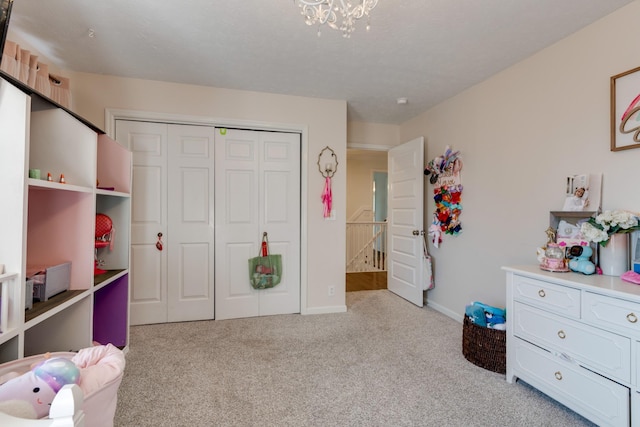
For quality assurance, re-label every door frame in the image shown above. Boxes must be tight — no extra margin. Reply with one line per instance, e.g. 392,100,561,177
105,109,310,314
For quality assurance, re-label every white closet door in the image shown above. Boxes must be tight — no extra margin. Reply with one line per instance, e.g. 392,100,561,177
215,128,300,320
167,124,215,322
116,120,168,325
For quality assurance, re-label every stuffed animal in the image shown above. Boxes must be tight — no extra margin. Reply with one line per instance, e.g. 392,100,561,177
569,245,596,275
0,357,80,419
465,304,487,327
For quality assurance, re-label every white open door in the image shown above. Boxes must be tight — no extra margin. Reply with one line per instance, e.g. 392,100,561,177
387,137,424,307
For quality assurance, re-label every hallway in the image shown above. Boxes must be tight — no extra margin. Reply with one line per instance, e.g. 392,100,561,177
346,271,387,292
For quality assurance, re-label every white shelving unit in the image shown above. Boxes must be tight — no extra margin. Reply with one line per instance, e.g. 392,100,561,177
0,74,132,363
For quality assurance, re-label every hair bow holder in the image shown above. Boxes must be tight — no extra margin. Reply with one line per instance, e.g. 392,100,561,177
424,146,463,247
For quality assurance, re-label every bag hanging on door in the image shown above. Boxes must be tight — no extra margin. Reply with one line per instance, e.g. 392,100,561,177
423,235,435,290
248,232,282,289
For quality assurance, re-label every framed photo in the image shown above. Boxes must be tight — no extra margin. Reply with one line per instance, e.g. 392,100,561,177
561,173,601,212
611,66,640,151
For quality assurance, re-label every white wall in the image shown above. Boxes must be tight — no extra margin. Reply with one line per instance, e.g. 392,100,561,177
66,72,348,314
400,1,640,320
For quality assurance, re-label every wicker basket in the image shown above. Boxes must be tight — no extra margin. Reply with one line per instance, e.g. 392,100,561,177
462,314,506,374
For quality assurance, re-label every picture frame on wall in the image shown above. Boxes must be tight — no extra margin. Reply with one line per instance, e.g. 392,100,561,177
611,65,640,151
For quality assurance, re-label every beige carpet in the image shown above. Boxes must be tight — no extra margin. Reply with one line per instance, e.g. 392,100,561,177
114,290,594,426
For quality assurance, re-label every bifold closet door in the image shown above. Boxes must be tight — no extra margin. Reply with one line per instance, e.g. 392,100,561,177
116,120,215,325
214,128,301,320
116,120,169,325
167,124,215,322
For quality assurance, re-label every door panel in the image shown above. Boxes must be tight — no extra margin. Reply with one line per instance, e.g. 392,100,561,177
167,124,215,322
259,132,300,316
117,121,169,324
387,137,424,307
215,130,261,319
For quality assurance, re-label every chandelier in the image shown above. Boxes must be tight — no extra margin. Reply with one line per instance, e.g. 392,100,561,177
294,0,379,38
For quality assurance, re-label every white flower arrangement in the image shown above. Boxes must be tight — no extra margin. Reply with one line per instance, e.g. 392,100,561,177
580,210,640,246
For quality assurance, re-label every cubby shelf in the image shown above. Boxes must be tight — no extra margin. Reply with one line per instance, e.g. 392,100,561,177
28,178,94,194
24,289,88,325
0,75,132,363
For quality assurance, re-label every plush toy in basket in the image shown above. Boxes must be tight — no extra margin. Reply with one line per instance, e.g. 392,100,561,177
0,357,80,419
0,343,125,427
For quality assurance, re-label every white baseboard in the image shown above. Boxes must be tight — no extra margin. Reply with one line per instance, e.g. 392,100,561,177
426,300,463,323
303,305,347,315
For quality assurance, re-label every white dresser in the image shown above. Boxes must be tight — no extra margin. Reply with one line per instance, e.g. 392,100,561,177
505,266,640,427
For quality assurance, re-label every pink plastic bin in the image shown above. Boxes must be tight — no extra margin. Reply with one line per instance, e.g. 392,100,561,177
0,346,124,427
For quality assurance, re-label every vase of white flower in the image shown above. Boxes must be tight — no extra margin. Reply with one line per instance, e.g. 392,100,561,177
580,210,640,276
598,233,629,276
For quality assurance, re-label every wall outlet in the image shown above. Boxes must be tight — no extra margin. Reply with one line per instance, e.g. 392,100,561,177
325,209,336,221
328,286,335,296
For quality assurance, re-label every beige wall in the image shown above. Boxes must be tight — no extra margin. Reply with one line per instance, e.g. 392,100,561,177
347,121,400,149
401,1,640,320
66,72,348,314
346,150,388,221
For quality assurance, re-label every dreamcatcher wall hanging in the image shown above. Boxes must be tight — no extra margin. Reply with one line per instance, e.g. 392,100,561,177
317,146,338,218
424,146,463,247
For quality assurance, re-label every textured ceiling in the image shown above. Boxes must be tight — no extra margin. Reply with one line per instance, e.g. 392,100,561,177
7,0,635,124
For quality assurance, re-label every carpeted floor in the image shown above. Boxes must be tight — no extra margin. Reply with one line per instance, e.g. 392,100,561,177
114,290,594,426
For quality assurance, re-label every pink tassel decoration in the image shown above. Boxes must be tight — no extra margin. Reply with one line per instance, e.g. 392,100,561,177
321,176,332,217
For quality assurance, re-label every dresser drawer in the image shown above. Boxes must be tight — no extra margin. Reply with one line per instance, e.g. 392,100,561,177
514,302,631,383
637,342,640,387
583,292,640,337
512,275,581,318
512,338,629,427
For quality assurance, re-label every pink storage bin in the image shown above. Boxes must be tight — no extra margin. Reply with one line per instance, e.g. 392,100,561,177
0,344,125,427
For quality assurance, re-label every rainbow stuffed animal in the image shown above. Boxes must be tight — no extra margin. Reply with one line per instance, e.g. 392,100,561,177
0,357,80,419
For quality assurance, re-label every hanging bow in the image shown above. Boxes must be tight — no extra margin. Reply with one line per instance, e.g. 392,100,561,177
321,176,332,217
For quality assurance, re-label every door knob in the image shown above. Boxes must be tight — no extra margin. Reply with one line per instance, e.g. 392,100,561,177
412,230,420,236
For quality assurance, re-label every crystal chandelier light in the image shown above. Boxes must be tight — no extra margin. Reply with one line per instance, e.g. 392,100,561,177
294,0,379,38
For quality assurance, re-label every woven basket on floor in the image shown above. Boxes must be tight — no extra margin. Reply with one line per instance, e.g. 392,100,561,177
462,314,506,374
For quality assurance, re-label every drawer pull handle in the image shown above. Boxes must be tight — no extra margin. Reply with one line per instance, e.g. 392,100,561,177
557,330,566,339
554,371,563,381
538,289,546,298
627,313,638,323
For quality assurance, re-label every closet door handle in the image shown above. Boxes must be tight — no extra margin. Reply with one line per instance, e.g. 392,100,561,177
557,330,566,339
156,232,164,251
538,289,546,298
627,313,637,324
554,371,563,381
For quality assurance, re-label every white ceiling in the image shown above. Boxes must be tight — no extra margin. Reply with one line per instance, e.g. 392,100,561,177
7,0,635,124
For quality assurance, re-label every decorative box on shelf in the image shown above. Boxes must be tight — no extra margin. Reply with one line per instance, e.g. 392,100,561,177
549,210,598,261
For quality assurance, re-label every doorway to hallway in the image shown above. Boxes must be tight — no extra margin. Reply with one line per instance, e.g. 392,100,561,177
346,271,387,292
